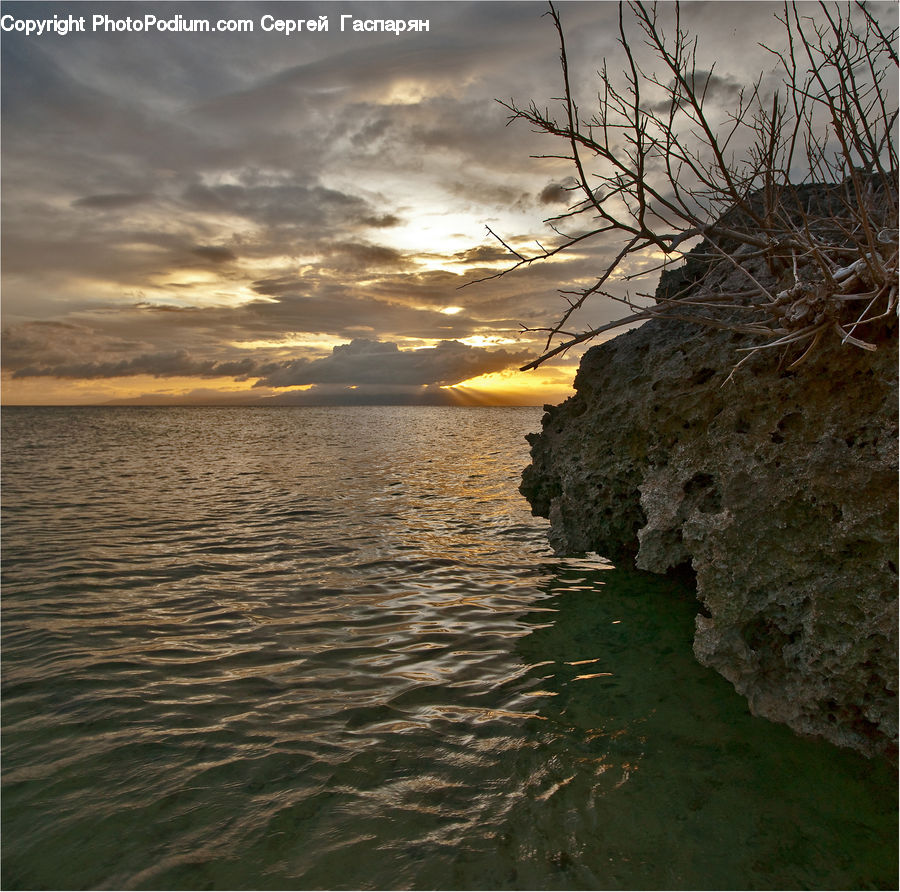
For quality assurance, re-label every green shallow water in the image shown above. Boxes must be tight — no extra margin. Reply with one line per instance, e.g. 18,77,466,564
2,406,896,890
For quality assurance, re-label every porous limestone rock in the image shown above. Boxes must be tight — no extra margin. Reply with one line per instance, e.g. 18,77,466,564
521,288,898,759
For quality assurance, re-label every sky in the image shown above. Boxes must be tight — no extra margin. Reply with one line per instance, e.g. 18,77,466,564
2,0,894,406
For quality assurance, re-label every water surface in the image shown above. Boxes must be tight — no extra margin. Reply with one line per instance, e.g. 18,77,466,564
2,407,896,889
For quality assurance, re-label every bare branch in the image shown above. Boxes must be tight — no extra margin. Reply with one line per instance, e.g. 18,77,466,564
472,0,898,375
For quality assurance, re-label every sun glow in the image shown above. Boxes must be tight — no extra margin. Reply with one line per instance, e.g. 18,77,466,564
0,373,264,406
230,334,344,351
366,202,476,260
443,368,575,406
458,335,519,348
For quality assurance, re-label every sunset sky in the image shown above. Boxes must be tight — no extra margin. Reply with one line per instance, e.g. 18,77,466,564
3,1,894,406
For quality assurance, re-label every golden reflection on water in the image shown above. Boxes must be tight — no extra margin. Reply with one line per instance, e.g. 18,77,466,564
3,407,897,892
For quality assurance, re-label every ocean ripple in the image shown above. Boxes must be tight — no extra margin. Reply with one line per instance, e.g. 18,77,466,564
2,406,896,890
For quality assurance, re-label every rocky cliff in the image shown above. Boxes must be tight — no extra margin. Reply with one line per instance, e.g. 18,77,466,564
521,260,898,760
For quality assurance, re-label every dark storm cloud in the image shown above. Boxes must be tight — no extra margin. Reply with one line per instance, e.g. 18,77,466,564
253,338,531,388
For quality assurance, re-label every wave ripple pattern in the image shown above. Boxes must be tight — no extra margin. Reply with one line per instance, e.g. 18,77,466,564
2,406,896,890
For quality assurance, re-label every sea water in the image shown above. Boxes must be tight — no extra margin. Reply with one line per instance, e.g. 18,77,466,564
2,406,896,890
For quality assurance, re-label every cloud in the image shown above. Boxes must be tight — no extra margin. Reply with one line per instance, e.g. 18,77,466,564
6,0,852,406
452,244,511,265
646,69,748,116
191,245,237,264
253,338,530,388
319,242,410,271
72,193,154,210
361,213,401,228
180,179,376,229
539,181,576,205
10,349,258,381
250,275,304,297
5,330,531,391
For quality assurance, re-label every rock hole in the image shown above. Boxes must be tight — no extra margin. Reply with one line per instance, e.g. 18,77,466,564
777,411,803,433
689,367,716,387
734,414,752,434
684,472,715,494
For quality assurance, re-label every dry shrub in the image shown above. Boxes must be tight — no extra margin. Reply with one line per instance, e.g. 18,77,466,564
473,2,898,376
